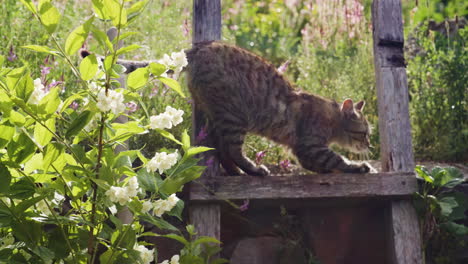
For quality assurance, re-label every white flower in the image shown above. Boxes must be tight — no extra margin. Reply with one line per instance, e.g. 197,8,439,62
125,177,139,197
171,50,188,69
149,113,173,130
88,82,101,93
158,54,174,68
141,200,153,214
152,200,167,217
28,78,47,105
96,89,126,115
165,106,184,126
167,194,180,208
170,255,180,264
105,186,129,206
109,205,117,215
160,254,180,264
151,194,180,217
149,107,184,130
134,245,154,264
146,152,178,174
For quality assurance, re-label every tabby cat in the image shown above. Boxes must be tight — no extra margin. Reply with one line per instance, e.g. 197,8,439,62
83,41,374,176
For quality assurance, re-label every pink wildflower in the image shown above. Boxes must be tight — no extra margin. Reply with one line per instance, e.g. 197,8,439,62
255,151,267,165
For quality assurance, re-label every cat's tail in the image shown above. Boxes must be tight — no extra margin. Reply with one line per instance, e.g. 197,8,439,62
80,49,152,74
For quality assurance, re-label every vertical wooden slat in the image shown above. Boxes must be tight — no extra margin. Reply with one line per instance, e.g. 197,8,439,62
372,1,422,264
189,0,222,240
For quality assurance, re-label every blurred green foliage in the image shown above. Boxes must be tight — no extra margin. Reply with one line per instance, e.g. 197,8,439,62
2,0,466,163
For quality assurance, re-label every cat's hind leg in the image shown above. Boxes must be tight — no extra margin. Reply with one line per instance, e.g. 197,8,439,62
220,128,270,177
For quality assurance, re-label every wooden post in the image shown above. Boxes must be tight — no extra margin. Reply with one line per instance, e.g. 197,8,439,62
189,0,222,240
372,1,422,263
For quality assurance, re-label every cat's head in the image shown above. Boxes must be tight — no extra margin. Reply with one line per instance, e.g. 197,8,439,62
338,99,371,153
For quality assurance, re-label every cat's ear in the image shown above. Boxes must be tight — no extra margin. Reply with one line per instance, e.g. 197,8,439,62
341,99,354,115
355,100,365,111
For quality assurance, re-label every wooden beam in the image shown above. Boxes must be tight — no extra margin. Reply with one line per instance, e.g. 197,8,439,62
190,172,417,201
372,1,422,263
189,0,222,241
193,0,221,42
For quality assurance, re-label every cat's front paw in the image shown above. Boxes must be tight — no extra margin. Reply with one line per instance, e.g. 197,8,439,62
250,165,270,177
357,162,376,173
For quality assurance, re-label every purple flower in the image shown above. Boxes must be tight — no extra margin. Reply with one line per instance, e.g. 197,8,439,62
279,159,291,170
239,199,249,212
126,101,138,113
7,46,17,62
205,157,214,168
40,66,51,77
70,101,79,110
182,19,190,37
196,125,208,143
277,60,290,74
255,151,267,165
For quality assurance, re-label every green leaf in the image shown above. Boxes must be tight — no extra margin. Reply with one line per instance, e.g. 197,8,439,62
0,203,13,226
0,91,13,115
79,53,98,81
21,45,60,56
116,44,141,56
38,87,61,117
181,130,191,151
19,0,37,13
104,0,127,27
14,195,46,215
65,110,95,138
38,1,61,34
9,177,35,199
65,17,94,56
127,67,149,89
0,164,12,194
139,215,178,231
149,62,167,76
91,26,114,52
137,168,160,193
185,147,214,158
438,196,458,217
7,132,36,164
415,166,433,183
440,222,468,236
0,124,15,148
34,118,55,147
92,0,109,20
7,68,34,101
193,236,222,246
43,143,65,172
158,77,185,98
110,121,146,142
155,129,182,145
162,233,188,246
9,111,26,127
160,165,205,194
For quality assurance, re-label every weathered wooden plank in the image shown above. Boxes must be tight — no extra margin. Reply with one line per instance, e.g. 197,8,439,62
375,67,414,171
189,172,417,201
189,0,222,241
372,0,404,46
372,1,422,263
387,201,423,264
193,0,221,43
189,204,220,240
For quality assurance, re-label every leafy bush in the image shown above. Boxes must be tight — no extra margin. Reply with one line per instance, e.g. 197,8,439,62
0,1,225,263
414,166,468,264
407,25,468,161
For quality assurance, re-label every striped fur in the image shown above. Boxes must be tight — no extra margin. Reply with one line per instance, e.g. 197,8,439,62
185,42,373,176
